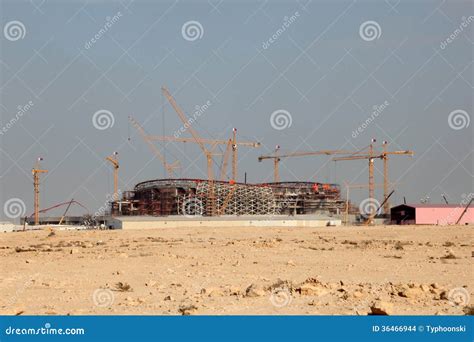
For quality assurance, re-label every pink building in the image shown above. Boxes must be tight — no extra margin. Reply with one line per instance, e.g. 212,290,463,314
390,204,474,225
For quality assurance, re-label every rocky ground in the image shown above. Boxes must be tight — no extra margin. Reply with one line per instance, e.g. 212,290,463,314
0,224,472,315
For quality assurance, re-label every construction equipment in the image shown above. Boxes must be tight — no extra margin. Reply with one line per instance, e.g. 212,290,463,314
258,147,369,183
380,141,414,214
220,139,233,181
128,116,180,177
161,86,260,214
333,140,414,221
147,131,260,181
343,182,387,225
160,87,260,182
58,198,74,225
105,152,119,201
32,157,48,225
456,198,473,224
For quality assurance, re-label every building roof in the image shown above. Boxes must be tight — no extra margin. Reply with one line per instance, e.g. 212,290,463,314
393,203,473,209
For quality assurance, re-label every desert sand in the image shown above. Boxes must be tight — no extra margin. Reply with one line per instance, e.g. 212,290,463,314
0,224,472,315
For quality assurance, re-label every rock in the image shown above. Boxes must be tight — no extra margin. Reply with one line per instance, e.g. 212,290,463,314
164,295,173,301
370,301,394,315
353,291,364,299
420,284,430,292
70,248,79,254
115,282,132,292
179,304,198,315
463,305,474,315
145,280,157,287
297,284,328,297
399,288,424,299
225,286,241,296
439,291,449,300
441,250,457,259
200,287,224,297
287,260,296,266
14,309,25,316
245,284,266,297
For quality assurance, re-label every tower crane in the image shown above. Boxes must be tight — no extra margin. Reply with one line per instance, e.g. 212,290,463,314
160,87,260,182
147,130,260,181
161,86,261,215
128,116,180,177
258,147,369,183
105,152,119,201
332,140,414,219
32,157,47,225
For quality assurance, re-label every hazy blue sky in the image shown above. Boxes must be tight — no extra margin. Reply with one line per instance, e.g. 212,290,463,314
0,0,472,219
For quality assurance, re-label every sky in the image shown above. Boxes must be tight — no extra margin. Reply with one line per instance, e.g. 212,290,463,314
0,0,472,220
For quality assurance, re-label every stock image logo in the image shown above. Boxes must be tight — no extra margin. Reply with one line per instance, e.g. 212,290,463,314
359,21,381,41
269,287,292,308
181,21,204,42
92,109,115,130
448,287,470,306
448,109,470,130
4,20,26,41
359,198,381,218
270,109,292,130
3,198,26,219
92,288,115,308
182,198,204,217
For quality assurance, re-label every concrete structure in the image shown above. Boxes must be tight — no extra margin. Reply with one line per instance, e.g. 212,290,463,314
0,221,17,232
107,215,342,230
390,204,474,225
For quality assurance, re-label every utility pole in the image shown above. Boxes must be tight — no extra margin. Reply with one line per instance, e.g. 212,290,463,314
32,157,47,225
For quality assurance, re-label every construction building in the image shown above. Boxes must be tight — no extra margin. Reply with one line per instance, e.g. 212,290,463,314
110,178,346,217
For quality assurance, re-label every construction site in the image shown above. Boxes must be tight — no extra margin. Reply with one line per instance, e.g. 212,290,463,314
1,87,472,317
12,86,472,231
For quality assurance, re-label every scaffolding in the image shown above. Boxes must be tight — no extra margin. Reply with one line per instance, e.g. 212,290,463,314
111,178,346,217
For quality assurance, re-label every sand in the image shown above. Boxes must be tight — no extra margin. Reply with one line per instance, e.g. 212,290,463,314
0,224,472,315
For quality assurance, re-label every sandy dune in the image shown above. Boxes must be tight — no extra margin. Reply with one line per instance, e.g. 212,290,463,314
0,224,472,315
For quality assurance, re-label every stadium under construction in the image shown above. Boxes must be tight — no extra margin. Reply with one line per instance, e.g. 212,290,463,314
110,179,347,217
